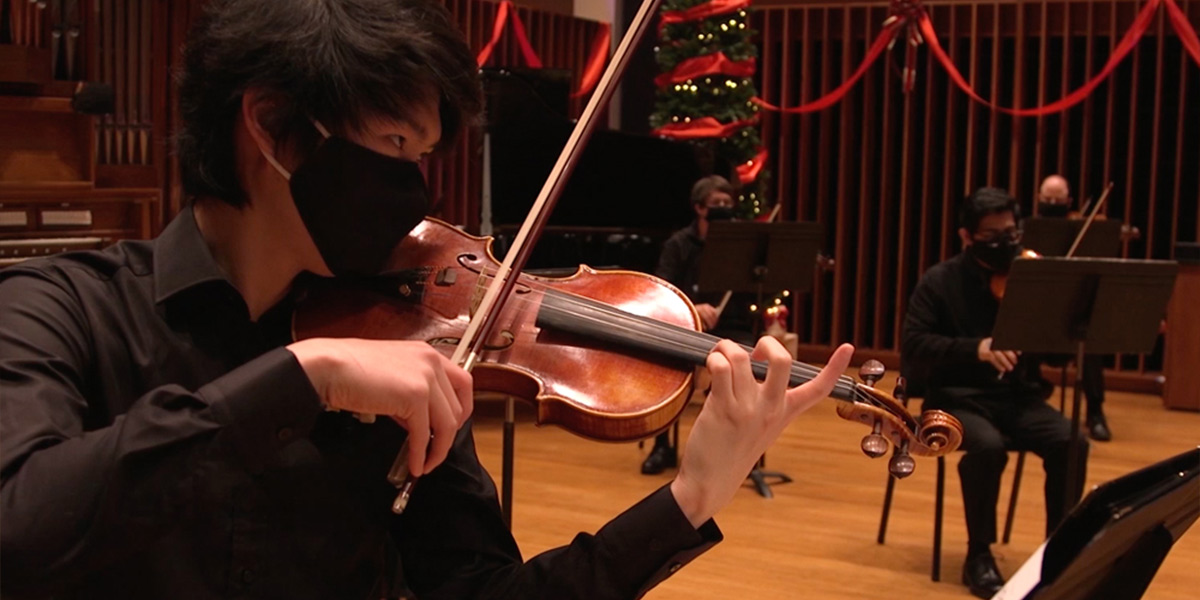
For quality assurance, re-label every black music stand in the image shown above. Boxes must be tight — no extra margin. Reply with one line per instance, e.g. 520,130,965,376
696,220,824,498
993,447,1199,600
992,257,1178,517
1022,218,1124,258
1021,218,1123,415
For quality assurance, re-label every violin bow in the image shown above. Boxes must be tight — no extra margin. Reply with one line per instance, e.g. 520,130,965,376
1065,181,1114,258
386,0,666,514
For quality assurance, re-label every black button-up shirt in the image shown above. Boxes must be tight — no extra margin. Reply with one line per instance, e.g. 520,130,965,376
900,252,1043,406
0,207,720,599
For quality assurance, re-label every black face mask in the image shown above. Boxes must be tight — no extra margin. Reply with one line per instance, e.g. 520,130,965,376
1038,202,1071,218
266,127,429,276
706,206,736,222
969,239,1022,273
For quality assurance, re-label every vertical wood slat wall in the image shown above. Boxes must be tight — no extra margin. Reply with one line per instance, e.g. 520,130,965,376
755,0,1200,387
157,0,604,231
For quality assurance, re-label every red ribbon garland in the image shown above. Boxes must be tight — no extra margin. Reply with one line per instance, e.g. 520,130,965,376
476,1,613,98
659,0,752,30
1165,0,1200,67
754,21,903,114
917,0,1160,117
734,147,768,184
756,0,1200,116
654,51,756,87
571,24,612,98
652,115,758,139
476,1,541,68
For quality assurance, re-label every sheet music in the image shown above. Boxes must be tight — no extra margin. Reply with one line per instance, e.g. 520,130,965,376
992,542,1046,600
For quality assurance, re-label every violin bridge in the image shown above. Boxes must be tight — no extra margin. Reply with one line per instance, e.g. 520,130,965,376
468,268,492,317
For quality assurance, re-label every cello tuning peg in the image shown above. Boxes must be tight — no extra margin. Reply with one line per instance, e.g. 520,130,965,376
888,442,916,479
859,359,886,387
860,420,889,458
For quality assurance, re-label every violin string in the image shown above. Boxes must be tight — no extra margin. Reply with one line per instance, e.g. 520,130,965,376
407,278,830,382
406,278,875,408
466,267,833,378
383,286,918,438
538,293,915,427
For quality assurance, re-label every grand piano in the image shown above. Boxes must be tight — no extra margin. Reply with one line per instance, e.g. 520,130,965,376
482,67,715,275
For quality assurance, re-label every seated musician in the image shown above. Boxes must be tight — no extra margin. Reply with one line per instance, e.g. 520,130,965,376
641,175,755,475
901,187,1089,599
0,1,856,598
1036,174,1112,441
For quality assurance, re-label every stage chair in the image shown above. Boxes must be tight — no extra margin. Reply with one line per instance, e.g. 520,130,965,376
863,363,1028,582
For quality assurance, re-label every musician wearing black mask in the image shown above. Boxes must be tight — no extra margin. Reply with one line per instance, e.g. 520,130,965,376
1035,174,1113,441
1037,174,1074,218
641,175,755,475
0,1,857,598
901,188,1089,599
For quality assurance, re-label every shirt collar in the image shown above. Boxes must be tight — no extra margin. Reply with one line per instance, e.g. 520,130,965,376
153,204,235,304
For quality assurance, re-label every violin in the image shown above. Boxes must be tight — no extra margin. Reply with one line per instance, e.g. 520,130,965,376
291,0,961,513
292,219,963,471
1065,183,1140,246
989,248,1041,300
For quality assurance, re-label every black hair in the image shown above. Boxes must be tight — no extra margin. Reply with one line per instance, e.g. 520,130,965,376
959,187,1021,232
176,0,484,205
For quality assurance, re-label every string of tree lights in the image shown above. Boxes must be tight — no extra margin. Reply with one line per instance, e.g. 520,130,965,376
650,0,769,218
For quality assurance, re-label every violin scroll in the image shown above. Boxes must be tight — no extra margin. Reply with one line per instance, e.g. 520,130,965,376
835,375,963,475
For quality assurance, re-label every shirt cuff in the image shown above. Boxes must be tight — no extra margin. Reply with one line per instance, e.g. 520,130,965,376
952,337,983,361
202,347,324,473
598,484,722,598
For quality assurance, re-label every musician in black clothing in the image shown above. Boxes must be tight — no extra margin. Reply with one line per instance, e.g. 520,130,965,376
902,188,1089,599
641,175,754,475
0,2,857,598
1036,174,1112,441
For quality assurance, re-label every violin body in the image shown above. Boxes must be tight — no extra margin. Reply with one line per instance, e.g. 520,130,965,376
294,218,962,458
294,218,701,442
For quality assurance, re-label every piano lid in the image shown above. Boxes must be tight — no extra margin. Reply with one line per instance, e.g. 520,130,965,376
483,68,705,230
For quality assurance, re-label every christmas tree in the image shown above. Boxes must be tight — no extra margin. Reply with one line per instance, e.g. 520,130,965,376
650,0,767,217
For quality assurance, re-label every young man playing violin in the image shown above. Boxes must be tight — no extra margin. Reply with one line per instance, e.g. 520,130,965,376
1036,174,1112,441
901,187,1089,599
0,1,852,598
641,174,755,475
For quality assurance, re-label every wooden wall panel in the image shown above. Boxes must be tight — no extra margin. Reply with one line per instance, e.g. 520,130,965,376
753,0,1200,389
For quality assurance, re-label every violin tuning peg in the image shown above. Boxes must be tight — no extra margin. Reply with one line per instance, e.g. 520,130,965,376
894,376,907,403
860,420,888,458
859,359,886,387
888,443,916,479
861,433,889,459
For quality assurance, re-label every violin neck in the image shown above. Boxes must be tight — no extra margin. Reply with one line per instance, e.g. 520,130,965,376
536,289,858,401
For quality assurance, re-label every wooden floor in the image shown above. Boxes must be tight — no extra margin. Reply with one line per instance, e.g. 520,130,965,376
472,371,1200,600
